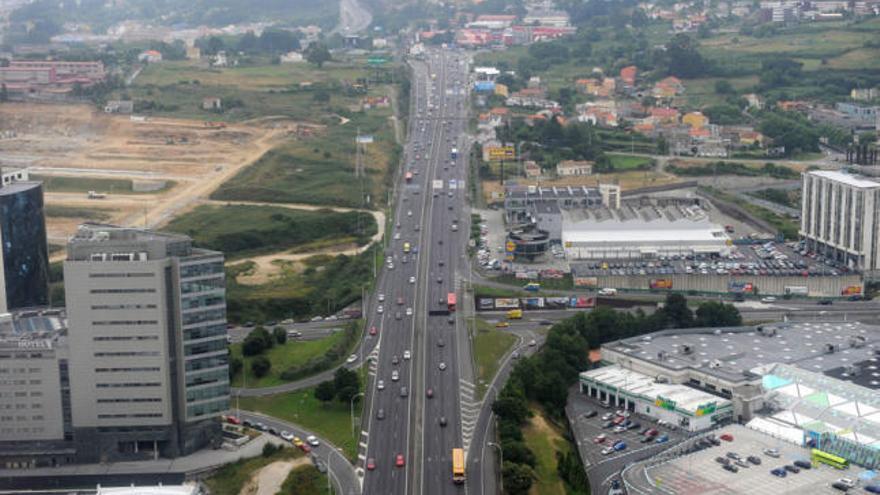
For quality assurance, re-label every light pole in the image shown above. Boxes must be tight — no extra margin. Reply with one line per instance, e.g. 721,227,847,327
350,392,365,437
488,441,503,494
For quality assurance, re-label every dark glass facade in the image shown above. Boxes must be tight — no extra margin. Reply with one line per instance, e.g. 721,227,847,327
0,183,49,310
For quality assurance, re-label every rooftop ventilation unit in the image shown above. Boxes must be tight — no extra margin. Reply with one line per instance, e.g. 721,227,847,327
845,365,862,377
709,359,723,369
850,336,867,348
657,351,667,361
825,343,839,354
680,344,693,355
757,326,777,337
655,376,669,384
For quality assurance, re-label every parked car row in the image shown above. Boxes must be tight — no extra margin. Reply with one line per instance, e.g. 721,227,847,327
233,417,320,454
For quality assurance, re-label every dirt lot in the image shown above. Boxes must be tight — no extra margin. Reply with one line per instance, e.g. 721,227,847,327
0,102,291,246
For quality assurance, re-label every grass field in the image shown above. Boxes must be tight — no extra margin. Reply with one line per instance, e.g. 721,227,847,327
239,387,360,461
472,319,518,399
44,205,113,221
137,60,367,90
203,444,302,495
211,111,397,208
163,204,376,258
34,174,175,194
522,407,575,495
608,154,653,171
230,331,349,388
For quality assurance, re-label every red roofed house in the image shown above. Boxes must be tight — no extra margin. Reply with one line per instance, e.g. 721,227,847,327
620,65,637,87
649,107,680,124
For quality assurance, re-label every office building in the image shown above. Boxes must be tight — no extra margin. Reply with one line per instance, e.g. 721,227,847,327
800,169,880,272
0,168,50,313
64,224,229,462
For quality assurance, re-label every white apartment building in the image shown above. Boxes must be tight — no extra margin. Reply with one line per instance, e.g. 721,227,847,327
800,170,880,272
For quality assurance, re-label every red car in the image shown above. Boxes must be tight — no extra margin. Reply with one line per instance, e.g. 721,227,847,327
369,326,378,336
300,443,311,453
396,454,405,467
426,388,434,398
593,434,607,444
612,416,626,425
397,297,404,305
225,415,241,425
720,433,734,442
366,458,376,471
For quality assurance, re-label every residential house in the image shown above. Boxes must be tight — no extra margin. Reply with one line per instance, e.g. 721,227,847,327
495,83,509,97
620,65,638,88
576,78,615,97
557,160,594,177
362,96,390,110
744,93,765,110
524,161,543,178
528,76,542,89
738,130,765,146
682,111,708,129
281,51,304,63
522,10,571,27
202,97,222,111
212,51,229,67
186,46,201,60
650,107,680,124
103,100,134,114
851,88,879,101
138,50,163,63
652,76,684,99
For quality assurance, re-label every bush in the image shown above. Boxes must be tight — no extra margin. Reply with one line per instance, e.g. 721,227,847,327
262,442,280,457
242,326,274,356
251,355,272,378
273,327,287,345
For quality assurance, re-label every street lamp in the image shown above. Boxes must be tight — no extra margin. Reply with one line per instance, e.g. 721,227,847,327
488,441,504,494
350,392,365,437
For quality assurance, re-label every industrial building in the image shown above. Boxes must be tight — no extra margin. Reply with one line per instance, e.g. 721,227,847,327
561,204,731,259
0,168,49,313
800,169,880,274
0,60,105,94
504,184,620,224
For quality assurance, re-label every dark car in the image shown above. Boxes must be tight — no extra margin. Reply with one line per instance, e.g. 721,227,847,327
818,299,834,305
864,485,880,494
770,468,787,477
715,457,730,465
377,408,385,420
439,416,448,427
583,410,598,419
747,456,762,465
831,482,850,492
602,420,615,429
723,464,739,473
793,460,811,469
783,464,800,473
268,427,278,436
627,422,641,430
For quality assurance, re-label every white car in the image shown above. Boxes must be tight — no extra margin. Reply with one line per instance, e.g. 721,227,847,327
407,210,413,217
346,354,358,364
409,276,416,284
406,307,413,316
306,435,320,447
391,370,400,381
439,362,447,371
281,430,294,441
377,380,385,390
403,350,411,360
761,296,777,302
377,305,384,314
529,339,537,347
601,447,615,455
394,233,401,240
837,478,856,489
378,294,385,302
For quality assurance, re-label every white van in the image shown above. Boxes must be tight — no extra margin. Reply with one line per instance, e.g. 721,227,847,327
598,288,618,296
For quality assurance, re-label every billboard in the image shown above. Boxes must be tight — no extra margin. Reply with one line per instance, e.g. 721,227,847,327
477,297,495,310
545,297,569,309
521,297,545,309
356,135,374,144
785,286,808,296
842,286,863,295
494,298,521,309
487,146,516,161
655,396,677,411
649,279,673,290
474,81,496,92
574,276,599,288
695,402,717,417
570,296,596,308
728,281,755,293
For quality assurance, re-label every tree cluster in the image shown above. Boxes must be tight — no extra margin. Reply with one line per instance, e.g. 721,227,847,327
314,367,361,404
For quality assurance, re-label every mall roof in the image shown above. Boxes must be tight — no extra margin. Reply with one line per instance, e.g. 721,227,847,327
809,170,880,189
603,321,880,384
581,365,731,415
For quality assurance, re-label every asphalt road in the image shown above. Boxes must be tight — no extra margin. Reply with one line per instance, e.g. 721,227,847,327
239,411,360,495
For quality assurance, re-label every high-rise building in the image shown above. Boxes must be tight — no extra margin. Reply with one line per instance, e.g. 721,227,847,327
63,224,229,462
0,168,49,313
800,169,880,272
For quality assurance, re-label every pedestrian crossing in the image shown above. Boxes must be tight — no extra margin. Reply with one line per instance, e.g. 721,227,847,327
459,378,481,456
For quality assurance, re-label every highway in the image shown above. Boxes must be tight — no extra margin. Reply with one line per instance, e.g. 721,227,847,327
360,47,472,494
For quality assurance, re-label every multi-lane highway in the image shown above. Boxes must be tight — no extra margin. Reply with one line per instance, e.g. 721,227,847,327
360,48,472,494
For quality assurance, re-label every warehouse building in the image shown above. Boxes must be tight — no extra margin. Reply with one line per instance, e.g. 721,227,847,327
561,205,731,259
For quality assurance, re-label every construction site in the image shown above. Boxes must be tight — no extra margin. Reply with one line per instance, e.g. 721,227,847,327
0,102,298,250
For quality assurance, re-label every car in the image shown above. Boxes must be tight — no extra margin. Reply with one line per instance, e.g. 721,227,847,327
306,435,319,446
831,482,850,492
645,428,658,437
292,436,303,447
640,436,654,443
378,294,385,302
439,416,448,427
496,321,510,328
300,443,311,453
716,457,730,465
437,338,445,347
256,422,267,431
377,380,385,390
426,388,434,398
612,416,626,425
837,478,856,489
400,387,408,397
601,447,615,455
439,362,447,370
377,408,385,419
726,452,741,460
347,354,358,364
613,426,626,433
722,464,739,473
818,299,834,305
396,454,405,467
707,436,721,446
437,277,443,284
770,468,787,478
594,434,607,444
366,458,376,471
397,297,404,305
747,456,762,465
407,307,413,316
864,485,880,494
529,339,537,347
720,433,734,442
225,415,241,425
403,350,411,360
281,430,293,441
369,326,378,336
613,441,627,451
377,305,384,314
761,296,777,302
409,276,416,284
391,370,399,381
793,460,811,469
627,422,641,430
763,448,781,458
395,312,402,320
583,410,598,419
602,421,614,429
655,435,669,444
734,459,750,469
392,355,400,365
601,413,614,421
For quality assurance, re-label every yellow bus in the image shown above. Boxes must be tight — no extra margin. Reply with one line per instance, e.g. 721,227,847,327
452,448,465,484
811,449,848,469
403,242,411,254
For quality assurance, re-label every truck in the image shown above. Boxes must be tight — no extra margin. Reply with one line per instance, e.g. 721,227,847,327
450,148,459,160
506,309,523,319
598,288,618,296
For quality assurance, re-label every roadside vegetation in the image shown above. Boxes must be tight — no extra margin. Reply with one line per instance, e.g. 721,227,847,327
203,444,302,495
472,319,518,399
747,188,802,209
239,368,363,461
164,204,376,259
229,321,361,388
667,161,801,179
492,295,741,493
702,186,800,239
44,205,113,222
279,464,330,495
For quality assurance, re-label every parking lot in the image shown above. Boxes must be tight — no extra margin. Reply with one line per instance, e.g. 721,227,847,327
644,425,869,495
568,389,684,468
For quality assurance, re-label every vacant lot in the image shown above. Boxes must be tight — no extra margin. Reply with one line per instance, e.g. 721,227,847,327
137,60,367,90
34,174,175,194
163,203,376,259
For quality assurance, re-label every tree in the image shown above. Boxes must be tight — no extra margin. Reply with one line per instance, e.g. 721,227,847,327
314,380,336,404
502,461,535,495
313,90,330,103
272,327,287,345
251,355,271,377
242,326,273,356
695,301,743,327
714,80,735,95
305,43,332,68
334,367,360,402
229,355,243,379
665,34,707,78
659,293,694,328
759,58,803,90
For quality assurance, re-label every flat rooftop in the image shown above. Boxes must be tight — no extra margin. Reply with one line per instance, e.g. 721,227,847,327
809,169,880,189
604,321,880,384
